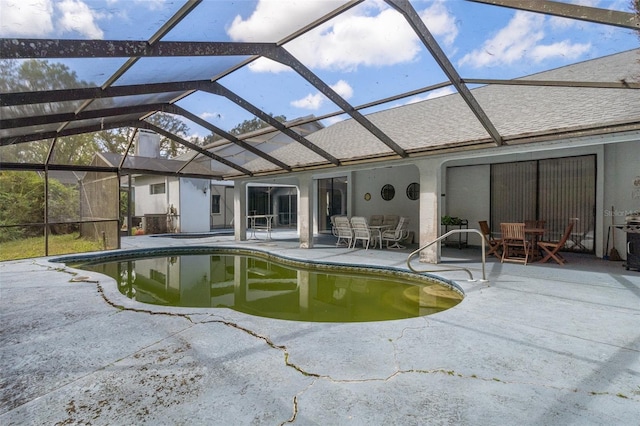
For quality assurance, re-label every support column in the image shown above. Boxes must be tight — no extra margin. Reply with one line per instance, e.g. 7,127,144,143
298,174,314,248
417,159,443,263
234,181,247,241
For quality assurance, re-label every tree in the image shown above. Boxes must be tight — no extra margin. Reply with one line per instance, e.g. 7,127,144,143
95,112,193,158
0,59,100,164
229,115,287,136
0,59,194,160
0,171,78,242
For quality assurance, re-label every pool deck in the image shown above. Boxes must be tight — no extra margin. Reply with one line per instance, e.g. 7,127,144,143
1,231,639,425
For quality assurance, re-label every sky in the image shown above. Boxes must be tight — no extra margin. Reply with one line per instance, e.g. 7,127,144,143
1,0,638,141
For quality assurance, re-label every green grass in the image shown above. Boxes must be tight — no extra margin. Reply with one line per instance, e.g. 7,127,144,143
0,233,103,261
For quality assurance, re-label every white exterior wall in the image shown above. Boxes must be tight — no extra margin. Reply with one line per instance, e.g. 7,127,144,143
234,131,638,261
134,176,169,216
178,178,209,233
445,165,490,246
441,138,639,258
351,165,420,241
604,141,640,258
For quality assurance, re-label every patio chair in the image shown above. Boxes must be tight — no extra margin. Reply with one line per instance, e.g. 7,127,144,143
501,222,531,265
369,215,384,226
350,216,372,249
330,215,339,237
333,216,353,248
478,220,502,259
382,216,410,249
382,214,399,230
538,221,574,265
524,220,546,229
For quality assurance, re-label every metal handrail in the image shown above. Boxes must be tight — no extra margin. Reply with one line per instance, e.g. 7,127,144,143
406,229,488,282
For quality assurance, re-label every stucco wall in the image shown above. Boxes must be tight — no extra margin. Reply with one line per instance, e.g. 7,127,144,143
179,178,209,233
352,165,420,240
134,176,168,216
604,140,640,258
445,165,490,246
442,139,639,257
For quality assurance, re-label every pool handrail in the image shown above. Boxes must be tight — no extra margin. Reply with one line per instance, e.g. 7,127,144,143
406,228,488,282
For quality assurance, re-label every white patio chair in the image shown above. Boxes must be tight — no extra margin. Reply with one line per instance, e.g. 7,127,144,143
382,216,409,249
350,216,372,249
333,216,353,248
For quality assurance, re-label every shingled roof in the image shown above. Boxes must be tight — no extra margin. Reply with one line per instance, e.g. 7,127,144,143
242,49,640,175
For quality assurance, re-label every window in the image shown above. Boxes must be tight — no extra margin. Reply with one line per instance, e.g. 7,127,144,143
406,183,419,200
381,184,395,201
211,194,221,214
149,182,165,195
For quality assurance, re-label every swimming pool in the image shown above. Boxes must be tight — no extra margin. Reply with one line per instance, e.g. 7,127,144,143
68,248,463,323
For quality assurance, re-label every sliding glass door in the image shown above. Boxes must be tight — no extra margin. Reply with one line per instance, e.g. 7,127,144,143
317,177,348,233
491,155,595,252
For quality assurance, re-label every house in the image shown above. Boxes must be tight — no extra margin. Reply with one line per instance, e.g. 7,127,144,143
109,117,324,234
227,49,640,262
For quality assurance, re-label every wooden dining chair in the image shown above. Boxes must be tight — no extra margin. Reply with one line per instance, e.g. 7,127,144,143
478,220,502,259
525,220,546,231
538,221,574,265
500,222,531,265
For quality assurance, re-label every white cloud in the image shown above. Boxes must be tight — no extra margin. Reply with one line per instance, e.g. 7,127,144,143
227,0,345,42
459,12,545,68
331,80,353,99
291,79,354,110
134,0,165,11
200,112,224,121
419,0,459,46
0,0,54,37
530,41,591,62
247,57,292,74
57,0,104,39
404,87,455,104
458,11,591,68
291,92,325,110
229,0,458,73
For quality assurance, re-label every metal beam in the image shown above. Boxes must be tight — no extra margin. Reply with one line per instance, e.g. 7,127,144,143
467,0,640,30
266,47,408,158
138,122,254,177
0,39,279,59
166,104,293,171
100,0,202,90
0,79,217,107
386,0,504,146
0,119,142,146
202,83,341,166
1,103,171,129
118,128,138,170
462,78,640,89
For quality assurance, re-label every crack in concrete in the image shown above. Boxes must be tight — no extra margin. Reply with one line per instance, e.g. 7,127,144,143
40,262,640,419
280,395,298,425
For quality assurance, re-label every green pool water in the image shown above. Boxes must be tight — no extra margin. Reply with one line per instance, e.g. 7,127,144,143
73,251,463,323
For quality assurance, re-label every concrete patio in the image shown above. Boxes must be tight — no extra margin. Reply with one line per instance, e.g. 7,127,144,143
1,231,639,425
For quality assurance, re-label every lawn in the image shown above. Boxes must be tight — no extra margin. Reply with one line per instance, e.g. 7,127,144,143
0,233,104,261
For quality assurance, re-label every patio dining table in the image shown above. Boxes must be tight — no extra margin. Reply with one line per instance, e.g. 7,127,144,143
524,227,546,261
368,225,391,249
